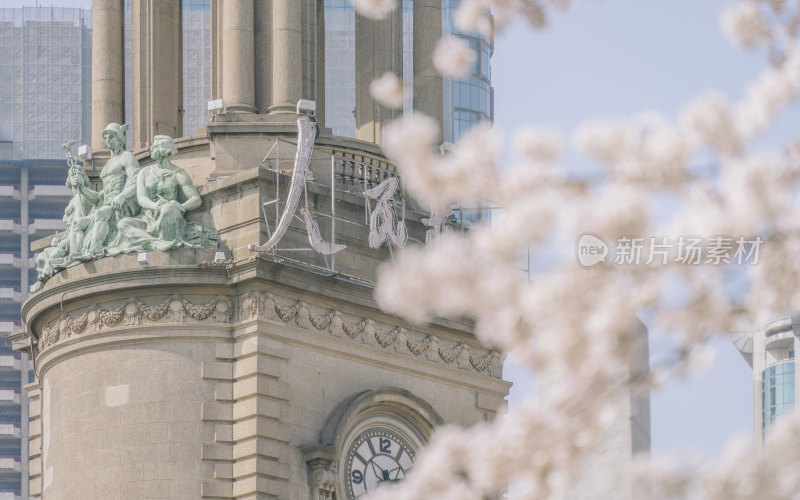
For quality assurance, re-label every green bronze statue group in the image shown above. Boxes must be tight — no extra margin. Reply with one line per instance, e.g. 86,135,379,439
31,124,218,293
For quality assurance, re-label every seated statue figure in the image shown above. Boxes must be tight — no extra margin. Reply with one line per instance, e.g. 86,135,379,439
109,135,218,254
30,142,93,292
73,123,141,260
64,159,93,261
30,231,72,293
30,212,78,293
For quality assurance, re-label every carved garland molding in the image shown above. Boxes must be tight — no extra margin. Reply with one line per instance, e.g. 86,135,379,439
240,291,502,378
38,295,233,350
35,291,501,379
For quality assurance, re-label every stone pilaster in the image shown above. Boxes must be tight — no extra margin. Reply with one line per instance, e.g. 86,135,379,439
230,333,291,498
200,347,235,499
355,6,402,143
413,0,443,138
131,0,183,149
91,0,125,152
222,0,257,113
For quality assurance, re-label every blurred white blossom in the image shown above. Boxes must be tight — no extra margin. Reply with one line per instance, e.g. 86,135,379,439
433,37,476,78
513,126,563,163
680,92,742,155
455,0,573,36
369,72,404,109
721,1,773,49
454,0,494,39
383,116,497,206
573,118,638,166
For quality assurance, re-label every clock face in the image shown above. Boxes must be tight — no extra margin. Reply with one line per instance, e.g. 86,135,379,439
344,428,415,499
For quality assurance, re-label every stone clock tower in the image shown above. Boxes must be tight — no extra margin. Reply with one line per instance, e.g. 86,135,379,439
10,1,510,499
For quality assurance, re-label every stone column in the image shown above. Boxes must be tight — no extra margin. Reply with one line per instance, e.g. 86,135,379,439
315,0,325,128
222,0,256,113
301,0,315,103
90,0,124,152
413,0,443,139
211,0,223,100
355,6,402,143
131,0,183,149
269,0,303,114
254,0,273,114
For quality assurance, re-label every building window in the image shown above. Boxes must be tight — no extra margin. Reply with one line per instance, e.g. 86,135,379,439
761,361,795,433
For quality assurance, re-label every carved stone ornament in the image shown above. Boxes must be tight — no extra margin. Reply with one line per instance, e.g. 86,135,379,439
239,290,502,378
38,295,233,350
311,467,337,500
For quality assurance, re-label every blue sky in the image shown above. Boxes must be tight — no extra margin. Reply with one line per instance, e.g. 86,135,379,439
6,0,789,458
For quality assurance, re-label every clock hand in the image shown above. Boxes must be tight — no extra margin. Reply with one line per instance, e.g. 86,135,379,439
388,466,402,481
370,462,386,481
370,462,393,481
